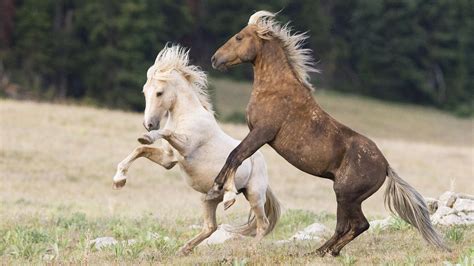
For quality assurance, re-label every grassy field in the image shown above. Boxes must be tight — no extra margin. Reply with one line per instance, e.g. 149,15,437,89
1,79,473,264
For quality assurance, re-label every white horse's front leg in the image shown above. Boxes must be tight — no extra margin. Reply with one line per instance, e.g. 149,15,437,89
176,197,219,256
138,129,189,155
137,129,166,145
112,145,177,189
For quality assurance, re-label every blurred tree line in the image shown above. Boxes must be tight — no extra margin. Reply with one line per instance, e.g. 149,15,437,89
1,0,472,116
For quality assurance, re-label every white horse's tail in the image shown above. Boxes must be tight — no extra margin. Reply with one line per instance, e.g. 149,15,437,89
228,186,281,236
384,166,449,250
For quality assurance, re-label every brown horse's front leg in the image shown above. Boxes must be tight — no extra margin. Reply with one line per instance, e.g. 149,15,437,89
205,127,276,209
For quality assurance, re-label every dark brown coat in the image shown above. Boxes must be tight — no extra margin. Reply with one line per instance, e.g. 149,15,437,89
207,11,447,256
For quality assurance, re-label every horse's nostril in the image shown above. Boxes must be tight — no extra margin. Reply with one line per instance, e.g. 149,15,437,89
211,55,216,64
148,123,153,129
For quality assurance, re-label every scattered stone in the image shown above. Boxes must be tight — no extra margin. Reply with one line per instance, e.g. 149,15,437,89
89,237,145,250
188,224,202,230
290,223,329,241
458,193,474,201
439,191,458,208
90,237,118,250
453,198,474,213
198,225,241,246
369,216,394,231
146,231,160,240
431,191,474,226
126,239,137,245
425,197,439,214
42,254,55,261
367,192,474,228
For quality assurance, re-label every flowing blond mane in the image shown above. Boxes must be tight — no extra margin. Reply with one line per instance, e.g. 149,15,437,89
248,11,319,91
149,44,213,113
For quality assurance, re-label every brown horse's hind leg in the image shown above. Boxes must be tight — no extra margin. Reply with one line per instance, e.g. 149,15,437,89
308,203,351,257
326,202,369,256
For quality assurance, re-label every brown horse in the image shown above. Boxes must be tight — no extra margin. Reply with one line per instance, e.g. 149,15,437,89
206,11,448,256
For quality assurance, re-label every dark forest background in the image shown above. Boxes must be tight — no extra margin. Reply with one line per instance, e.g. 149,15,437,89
1,0,473,116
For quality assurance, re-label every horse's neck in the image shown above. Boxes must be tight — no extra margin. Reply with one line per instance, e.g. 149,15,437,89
168,85,214,132
253,40,300,91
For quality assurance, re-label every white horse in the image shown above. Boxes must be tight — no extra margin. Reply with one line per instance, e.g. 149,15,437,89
112,45,280,255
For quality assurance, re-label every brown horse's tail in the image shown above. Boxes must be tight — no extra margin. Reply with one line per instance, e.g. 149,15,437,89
384,166,449,250
227,186,281,237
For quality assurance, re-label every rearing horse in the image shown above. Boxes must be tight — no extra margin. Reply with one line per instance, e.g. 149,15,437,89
206,11,447,256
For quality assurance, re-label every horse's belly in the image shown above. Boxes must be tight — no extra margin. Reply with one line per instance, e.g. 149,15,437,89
270,137,336,178
178,146,252,193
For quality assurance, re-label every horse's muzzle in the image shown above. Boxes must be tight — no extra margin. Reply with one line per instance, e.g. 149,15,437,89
211,54,227,71
143,121,160,132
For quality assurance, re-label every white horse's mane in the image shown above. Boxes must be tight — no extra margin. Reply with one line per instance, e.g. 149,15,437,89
248,11,319,91
150,44,213,113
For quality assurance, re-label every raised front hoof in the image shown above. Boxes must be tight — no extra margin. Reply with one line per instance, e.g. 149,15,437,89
137,134,153,145
223,191,237,210
328,249,340,257
205,187,223,201
304,248,327,257
176,246,192,257
113,179,126,190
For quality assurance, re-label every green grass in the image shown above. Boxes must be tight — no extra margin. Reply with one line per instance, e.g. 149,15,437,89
1,79,473,264
1,211,472,264
445,226,466,244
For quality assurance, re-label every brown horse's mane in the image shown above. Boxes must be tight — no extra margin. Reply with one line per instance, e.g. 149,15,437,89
248,11,319,91
149,44,214,113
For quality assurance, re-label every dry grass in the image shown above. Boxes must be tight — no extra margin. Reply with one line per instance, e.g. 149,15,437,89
0,81,473,265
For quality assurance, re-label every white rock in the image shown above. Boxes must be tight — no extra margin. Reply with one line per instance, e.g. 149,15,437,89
126,239,137,245
90,237,144,250
437,214,468,226
198,225,240,246
290,223,329,241
90,237,118,250
457,193,474,201
275,239,291,244
188,224,201,230
425,197,439,214
146,231,160,240
369,217,394,231
453,198,474,213
439,191,458,208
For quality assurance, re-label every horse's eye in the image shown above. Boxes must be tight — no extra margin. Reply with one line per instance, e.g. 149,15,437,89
156,92,163,97
236,35,242,41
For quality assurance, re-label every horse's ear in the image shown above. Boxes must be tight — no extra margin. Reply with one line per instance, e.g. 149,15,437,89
182,72,194,83
256,29,273,40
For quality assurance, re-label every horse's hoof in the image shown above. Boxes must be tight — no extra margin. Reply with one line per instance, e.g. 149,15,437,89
223,191,237,210
113,179,126,190
328,249,340,257
205,187,223,201
176,247,191,256
137,134,153,144
304,248,326,257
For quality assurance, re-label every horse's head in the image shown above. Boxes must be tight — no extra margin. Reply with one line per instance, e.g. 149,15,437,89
143,45,211,131
212,11,318,90
142,75,176,131
211,12,277,71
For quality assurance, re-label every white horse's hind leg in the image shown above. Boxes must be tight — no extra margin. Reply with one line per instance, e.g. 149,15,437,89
112,145,176,189
244,152,271,241
246,191,269,242
177,197,219,256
